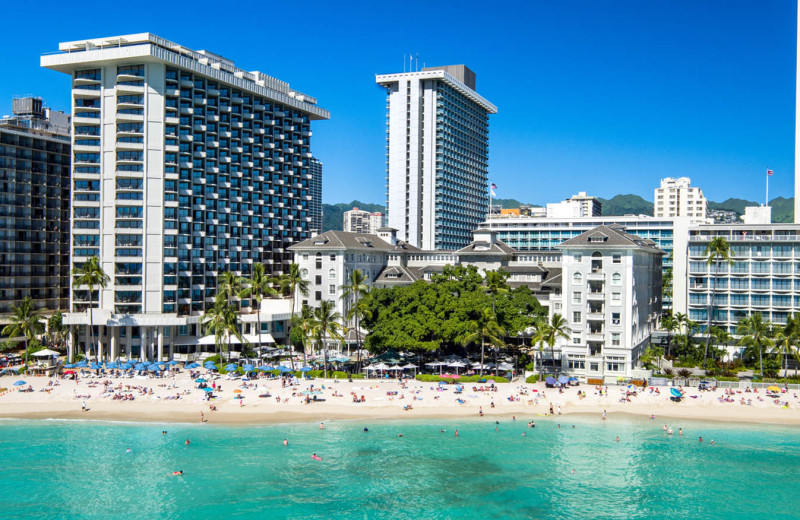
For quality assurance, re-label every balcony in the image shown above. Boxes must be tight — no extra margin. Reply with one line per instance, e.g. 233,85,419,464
587,271,605,281
587,291,605,301
587,312,604,321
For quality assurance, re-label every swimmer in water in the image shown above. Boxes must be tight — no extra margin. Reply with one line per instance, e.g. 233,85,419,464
699,436,703,442
616,436,620,442
283,439,288,446
320,422,324,430
311,454,322,461
440,428,446,434
710,439,715,445
679,428,683,436
171,470,183,476
667,427,673,435
398,434,403,438
455,429,459,437
185,439,190,446
363,427,369,432
522,432,526,437
126,448,132,453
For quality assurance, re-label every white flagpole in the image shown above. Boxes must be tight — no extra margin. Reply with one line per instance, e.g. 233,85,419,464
489,181,493,217
766,168,769,207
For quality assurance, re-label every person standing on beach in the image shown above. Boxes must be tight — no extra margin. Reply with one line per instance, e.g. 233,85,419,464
81,401,87,412
200,411,204,423
602,410,607,421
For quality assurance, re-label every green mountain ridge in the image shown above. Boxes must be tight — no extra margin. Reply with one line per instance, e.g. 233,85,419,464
322,196,795,231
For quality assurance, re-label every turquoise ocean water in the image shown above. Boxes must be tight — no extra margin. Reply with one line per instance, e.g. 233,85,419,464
0,415,798,519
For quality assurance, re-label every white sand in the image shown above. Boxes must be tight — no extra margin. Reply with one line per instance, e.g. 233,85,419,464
1,372,799,426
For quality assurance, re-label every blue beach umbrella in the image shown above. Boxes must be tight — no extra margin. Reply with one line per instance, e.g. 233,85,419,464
257,365,272,371
13,381,26,386
134,363,147,371
185,362,200,369
242,364,255,371
195,378,207,383
300,367,312,372
278,366,293,373
557,375,569,385
545,376,556,385
224,364,238,371
64,364,75,368
202,387,213,393
89,363,102,370
670,388,683,398
165,360,179,366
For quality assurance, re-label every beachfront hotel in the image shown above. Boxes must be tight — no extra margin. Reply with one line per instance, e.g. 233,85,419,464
41,33,329,361
376,65,497,251
0,97,71,316
308,157,322,233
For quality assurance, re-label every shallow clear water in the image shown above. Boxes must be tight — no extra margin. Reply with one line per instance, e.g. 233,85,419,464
0,415,797,519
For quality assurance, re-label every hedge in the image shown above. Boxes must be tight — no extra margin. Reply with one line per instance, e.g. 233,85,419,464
525,375,540,384
415,374,509,383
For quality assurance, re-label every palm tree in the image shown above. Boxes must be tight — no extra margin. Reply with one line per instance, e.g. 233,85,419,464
737,313,773,378
292,304,317,367
71,256,109,361
281,263,309,370
771,330,795,378
202,299,245,363
217,271,246,308
703,237,733,369
537,313,571,376
347,298,372,373
530,317,549,380
2,296,44,367
241,263,277,351
313,300,343,378
661,312,678,357
483,269,509,315
708,326,731,365
461,308,506,376
340,269,369,372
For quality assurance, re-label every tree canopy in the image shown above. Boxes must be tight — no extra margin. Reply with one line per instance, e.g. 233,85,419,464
360,265,546,354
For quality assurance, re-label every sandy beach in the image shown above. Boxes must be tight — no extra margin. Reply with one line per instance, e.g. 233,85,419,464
1,372,799,426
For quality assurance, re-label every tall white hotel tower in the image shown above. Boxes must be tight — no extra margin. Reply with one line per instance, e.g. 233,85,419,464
376,65,496,250
42,34,328,361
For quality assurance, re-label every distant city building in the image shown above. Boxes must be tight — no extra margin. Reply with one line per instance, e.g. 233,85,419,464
377,65,497,250
42,33,328,361
708,208,740,224
0,97,71,316
743,205,771,225
342,207,385,234
654,177,707,219
566,191,602,217
686,223,800,335
559,225,664,379
309,158,322,232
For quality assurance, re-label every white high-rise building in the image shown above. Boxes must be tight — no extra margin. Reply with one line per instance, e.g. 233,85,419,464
566,192,602,217
342,207,385,234
654,177,707,219
376,65,497,250
41,33,329,361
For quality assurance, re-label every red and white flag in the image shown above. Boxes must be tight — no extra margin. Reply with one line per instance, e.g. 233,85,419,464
768,169,774,176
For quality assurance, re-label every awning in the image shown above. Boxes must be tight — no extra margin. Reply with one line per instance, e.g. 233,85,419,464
175,333,276,346
32,349,60,357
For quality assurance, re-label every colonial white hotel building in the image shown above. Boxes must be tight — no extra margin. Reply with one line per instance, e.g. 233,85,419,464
41,34,329,361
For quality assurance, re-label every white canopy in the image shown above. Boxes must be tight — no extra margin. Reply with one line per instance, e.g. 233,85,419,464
367,363,390,370
195,333,276,346
32,349,60,357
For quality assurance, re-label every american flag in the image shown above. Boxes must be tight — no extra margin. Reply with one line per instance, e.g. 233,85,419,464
491,183,497,189
768,169,774,176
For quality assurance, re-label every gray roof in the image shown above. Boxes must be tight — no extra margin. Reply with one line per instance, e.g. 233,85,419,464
456,238,516,256
557,225,664,254
374,265,423,285
541,267,562,288
502,265,547,274
289,230,421,253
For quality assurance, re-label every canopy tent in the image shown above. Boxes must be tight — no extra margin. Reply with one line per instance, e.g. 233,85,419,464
32,349,60,357
194,333,276,346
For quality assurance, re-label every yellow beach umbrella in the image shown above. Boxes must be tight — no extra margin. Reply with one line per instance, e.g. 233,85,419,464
767,386,781,393
233,389,242,394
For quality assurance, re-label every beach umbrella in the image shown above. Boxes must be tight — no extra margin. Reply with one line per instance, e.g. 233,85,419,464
670,388,683,398
202,387,213,392
64,364,75,368
242,364,255,371
185,362,200,369
767,386,781,393
257,365,273,371
557,375,569,385
90,363,102,370
233,389,242,394
568,377,579,382
165,360,179,366
277,366,293,373
300,367,312,372
545,376,557,385
195,378,207,383
13,380,27,386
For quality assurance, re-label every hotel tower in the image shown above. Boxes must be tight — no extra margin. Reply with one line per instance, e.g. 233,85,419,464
41,33,328,361
376,65,496,250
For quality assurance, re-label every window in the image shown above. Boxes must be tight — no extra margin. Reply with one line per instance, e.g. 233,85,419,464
572,311,581,323
301,268,308,278
613,255,621,263
302,254,309,260
611,333,620,346
330,254,336,261
611,312,620,325
572,336,581,345
606,361,624,372
315,291,322,301
329,285,336,295
612,273,621,285
612,292,621,302
574,255,582,262
590,363,599,371
315,253,322,269
573,272,582,283
329,269,336,279
572,292,582,303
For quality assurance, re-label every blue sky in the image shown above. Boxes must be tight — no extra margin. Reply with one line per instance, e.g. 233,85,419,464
0,0,795,206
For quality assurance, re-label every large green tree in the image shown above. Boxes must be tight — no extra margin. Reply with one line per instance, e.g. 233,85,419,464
660,312,678,358
703,237,734,369
2,296,44,366
533,313,571,376
71,256,109,361
202,299,245,363
361,265,544,355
